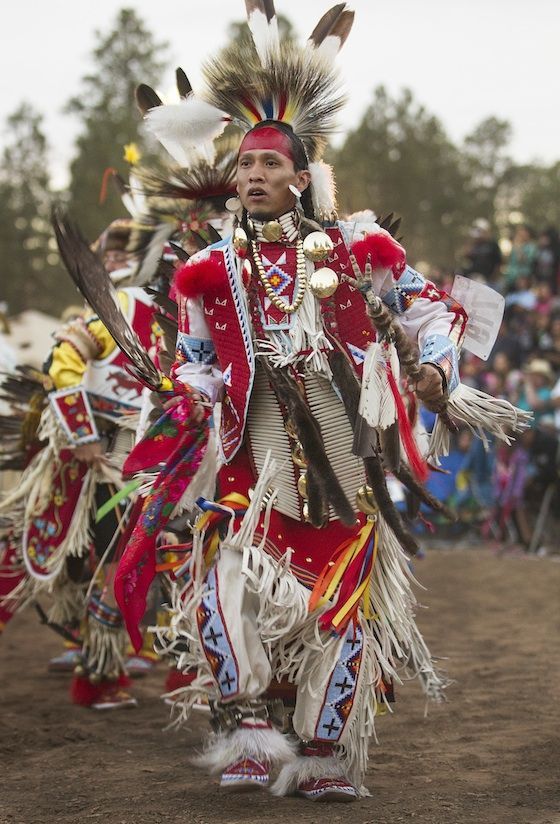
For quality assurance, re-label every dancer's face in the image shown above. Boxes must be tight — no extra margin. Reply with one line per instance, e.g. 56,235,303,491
236,149,310,220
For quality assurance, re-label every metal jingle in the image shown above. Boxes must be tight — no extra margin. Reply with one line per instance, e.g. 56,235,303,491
291,443,308,469
233,227,248,256
262,220,283,242
89,671,102,685
297,472,308,499
355,484,378,515
302,502,311,523
73,664,85,677
309,267,339,299
302,231,334,262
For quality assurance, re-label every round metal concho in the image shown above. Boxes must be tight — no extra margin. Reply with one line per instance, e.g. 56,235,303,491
302,231,334,262
355,484,378,515
233,226,248,256
261,220,283,242
309,267,339,299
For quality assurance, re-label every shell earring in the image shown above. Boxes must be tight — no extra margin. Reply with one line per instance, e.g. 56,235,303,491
225,196,242,214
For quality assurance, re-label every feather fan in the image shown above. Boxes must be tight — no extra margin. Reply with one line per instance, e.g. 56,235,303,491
51,210,161,390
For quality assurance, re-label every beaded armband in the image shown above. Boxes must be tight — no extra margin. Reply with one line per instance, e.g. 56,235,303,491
382,266,426,315
49,386,99,445
175,331,216,366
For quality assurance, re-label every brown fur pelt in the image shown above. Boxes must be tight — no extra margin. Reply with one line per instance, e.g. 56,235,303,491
379,423,401,473
393,462,456,522
261,360,355,527
329,347,437,553
364,454,420,556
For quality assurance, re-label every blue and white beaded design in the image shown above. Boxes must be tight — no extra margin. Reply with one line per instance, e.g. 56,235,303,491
420,333,460,393
382,266,426,315
176,332,216,365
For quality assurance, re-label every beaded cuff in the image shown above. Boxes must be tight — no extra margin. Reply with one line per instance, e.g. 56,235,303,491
49,386,99,445
420,334,460,394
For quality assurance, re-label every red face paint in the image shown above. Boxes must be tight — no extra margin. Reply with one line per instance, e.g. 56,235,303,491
238,126,294,161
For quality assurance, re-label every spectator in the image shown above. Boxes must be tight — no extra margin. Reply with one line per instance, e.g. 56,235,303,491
504,275,537,310
461,218,502,284
490,315,525,369
504,224,538,292
534,227,560,293
516,359,554,426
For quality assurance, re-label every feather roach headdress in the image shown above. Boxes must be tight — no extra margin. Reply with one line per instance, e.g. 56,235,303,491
143,2,354,219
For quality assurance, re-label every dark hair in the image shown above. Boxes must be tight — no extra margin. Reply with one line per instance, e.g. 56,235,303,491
241,120,316,222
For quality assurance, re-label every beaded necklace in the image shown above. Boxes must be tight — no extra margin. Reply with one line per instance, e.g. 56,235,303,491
250,238,307,315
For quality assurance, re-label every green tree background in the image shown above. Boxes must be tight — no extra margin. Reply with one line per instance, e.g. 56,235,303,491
0,8,557,316
0,104,67,314
65,9,168,240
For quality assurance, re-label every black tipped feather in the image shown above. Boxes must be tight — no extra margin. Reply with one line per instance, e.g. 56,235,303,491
175,67,193,99
136,84,163,115
308,4,347,46
190,231,209,252
168,241,190,263
146,288,178,320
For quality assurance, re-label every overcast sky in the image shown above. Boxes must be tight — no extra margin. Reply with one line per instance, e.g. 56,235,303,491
2,0,559,186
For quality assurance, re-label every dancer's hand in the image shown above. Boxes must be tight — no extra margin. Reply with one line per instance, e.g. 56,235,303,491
74,441,104,465
413,364,446,411
162,391,207,423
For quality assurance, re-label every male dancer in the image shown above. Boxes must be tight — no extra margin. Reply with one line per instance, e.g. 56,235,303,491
115,1,528,800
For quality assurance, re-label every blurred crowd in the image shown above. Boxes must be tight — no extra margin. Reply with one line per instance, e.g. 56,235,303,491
423,219,560,552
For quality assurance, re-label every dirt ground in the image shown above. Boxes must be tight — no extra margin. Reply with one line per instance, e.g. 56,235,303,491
1,547,559,824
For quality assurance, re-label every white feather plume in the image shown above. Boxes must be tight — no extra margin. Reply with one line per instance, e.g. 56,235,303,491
246,2,279,65
124,172,149,221
309,160,337,219
314,35,344,65
145,98,230,167
359,341,398,430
